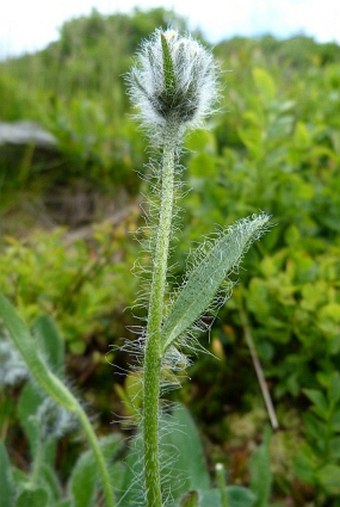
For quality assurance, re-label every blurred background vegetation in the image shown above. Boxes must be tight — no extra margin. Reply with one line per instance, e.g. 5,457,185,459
1,7,340,505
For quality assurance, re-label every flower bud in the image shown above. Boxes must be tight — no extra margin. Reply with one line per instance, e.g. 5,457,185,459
127,29,219,143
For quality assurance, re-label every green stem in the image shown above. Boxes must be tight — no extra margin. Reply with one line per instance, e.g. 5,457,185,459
31,439,44,487
215,463,230,507
75,402,115,507
143,140,176,507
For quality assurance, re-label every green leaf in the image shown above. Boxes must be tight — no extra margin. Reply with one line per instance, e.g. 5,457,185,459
0,291,75,411
249,428,272,507
332,410,340,432
227,486,257,507
179,490,199,507
54,501,72,507
198,487,256,507
68,434,123,507
17,382,58,469
117,437,142,506
33,315,65,374
119,405,210,506
69,454,96,507
329,436,340,460
15,488,48,507
253,68,276,101
161,214,270,352
161,404,210,499
11,466,29,490
293,122,312,150
17,382,43,458
316,464,340,494
0,442,14,507
38,464,61,502
303,389,329,419
196,489,221,507
328,372,340,406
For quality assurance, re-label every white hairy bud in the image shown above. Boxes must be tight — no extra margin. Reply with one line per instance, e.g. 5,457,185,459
127,29,219,143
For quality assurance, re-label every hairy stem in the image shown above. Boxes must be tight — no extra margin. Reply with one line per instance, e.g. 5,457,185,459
143,140,176,507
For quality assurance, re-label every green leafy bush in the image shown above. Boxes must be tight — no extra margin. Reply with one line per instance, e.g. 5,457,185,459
0,222,137,354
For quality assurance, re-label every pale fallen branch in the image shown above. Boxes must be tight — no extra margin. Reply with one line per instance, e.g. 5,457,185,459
238,294,279,430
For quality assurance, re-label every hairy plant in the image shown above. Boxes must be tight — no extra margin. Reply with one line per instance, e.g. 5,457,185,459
126,28,270,506
0,28,271,507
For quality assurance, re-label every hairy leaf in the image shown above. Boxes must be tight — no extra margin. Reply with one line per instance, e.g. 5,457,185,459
68,434,123,507
161,213,270,352
161,404,210,498
33,315,65,374
0,292,75,411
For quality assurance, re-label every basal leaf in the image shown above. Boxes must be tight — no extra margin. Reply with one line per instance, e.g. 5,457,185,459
161,404,210,498
14,487,48,507
197,486,256,507
161,214,270,352
69,453,97,507
38,463,62,503
249,428,272,507
68,434,123,507
0,292,74,411
226,486,257,507
0,442,14,507
17,382,43,457
33,315,65,374
119,405,210,507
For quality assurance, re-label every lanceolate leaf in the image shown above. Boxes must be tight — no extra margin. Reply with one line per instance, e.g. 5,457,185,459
15,487,48,507
33,315,65,374
161,213,270,353
68,434,123,507
249,427,272,507
0,292,75,411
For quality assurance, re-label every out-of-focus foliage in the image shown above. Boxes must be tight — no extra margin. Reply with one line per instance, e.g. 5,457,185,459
0,8,188,192
0,220,138,355
1,7,340,505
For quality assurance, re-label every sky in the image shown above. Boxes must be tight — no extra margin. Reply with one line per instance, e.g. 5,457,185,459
1,0,340,58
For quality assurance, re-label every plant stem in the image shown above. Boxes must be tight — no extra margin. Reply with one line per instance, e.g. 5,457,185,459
143,140,176,507
75,402,115,507
31,440,43,487
215,463,231,507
